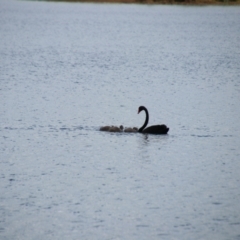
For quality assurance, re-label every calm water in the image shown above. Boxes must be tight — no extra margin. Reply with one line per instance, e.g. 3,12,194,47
1,0,240,239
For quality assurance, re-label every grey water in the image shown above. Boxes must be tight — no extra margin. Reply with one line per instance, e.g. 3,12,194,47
1,0,240,239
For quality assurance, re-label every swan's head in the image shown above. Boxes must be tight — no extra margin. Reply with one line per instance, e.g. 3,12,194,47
138,106,145,114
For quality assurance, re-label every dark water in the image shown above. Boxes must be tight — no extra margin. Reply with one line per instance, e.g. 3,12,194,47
1,1,240,239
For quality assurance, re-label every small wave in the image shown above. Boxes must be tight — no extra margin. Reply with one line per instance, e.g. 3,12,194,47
191,134,233,138
4,127,18,130
195,135,214,138
59,127,70,131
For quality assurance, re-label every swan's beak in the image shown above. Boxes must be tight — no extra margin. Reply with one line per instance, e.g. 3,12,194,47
138,109,140,114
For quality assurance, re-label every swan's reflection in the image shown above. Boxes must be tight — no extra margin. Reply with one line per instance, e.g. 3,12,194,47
138,133,170,147
143,134,149,143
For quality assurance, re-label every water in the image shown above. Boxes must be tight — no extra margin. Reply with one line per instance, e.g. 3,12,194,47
1,0,240,239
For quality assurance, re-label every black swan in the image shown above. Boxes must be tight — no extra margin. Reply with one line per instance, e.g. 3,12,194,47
138,106,169,134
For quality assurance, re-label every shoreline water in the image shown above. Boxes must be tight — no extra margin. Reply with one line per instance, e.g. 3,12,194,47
40,0,240,5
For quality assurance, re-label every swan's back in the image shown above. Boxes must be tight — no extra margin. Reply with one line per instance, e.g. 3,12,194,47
141,124,169,134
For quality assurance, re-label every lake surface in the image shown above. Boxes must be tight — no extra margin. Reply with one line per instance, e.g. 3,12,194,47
1,1,240,239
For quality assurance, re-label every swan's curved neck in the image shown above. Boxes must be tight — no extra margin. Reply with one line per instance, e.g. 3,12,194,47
139,108,149,132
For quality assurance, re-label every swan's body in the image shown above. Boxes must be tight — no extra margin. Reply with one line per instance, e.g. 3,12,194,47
124,127,138,133
138,106,169,134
